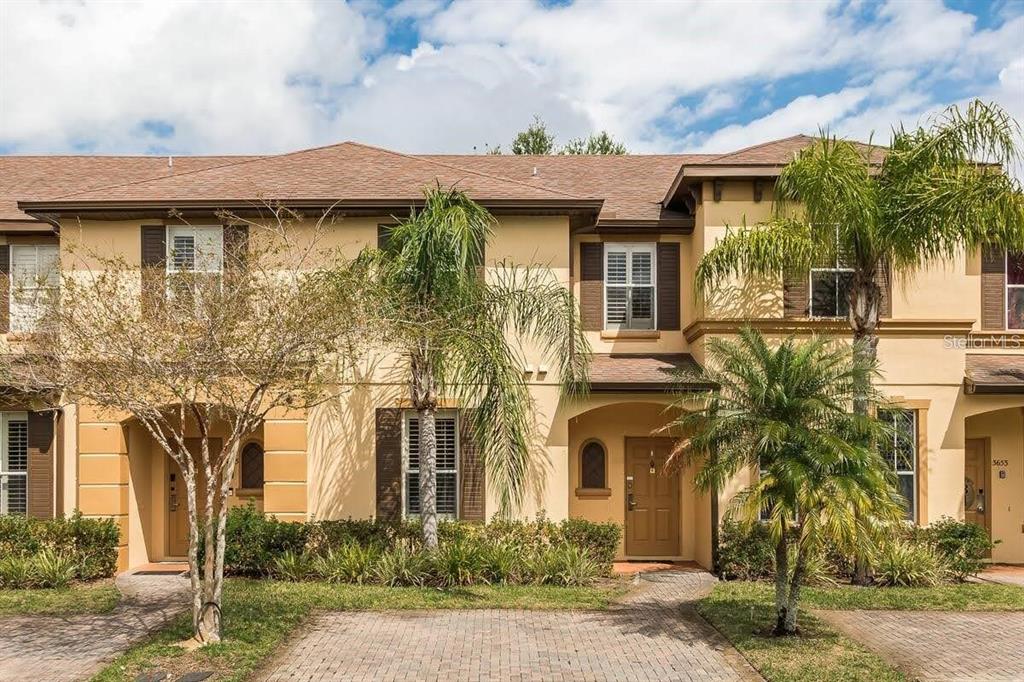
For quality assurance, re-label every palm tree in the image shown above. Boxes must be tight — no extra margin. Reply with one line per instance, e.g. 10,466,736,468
373,185,589,547
670,329,904,635
695,100,1024,415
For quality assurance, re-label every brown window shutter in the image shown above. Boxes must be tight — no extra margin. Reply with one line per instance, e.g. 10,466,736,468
656,242,680,330
981,245,1006,330
27,411,55,519
580,242,603,330
875,262,892,319
140,225,166,314
783,268,809,318
458,410,485,521
375,408,403,522
0,244,9,333
223,225,248,269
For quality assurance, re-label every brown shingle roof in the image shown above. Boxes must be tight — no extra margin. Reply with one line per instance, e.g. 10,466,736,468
588,353,709,392
423,154,715,222
0,155,258,223
964,354,1024,393
701,134,885,166
39,142,585,207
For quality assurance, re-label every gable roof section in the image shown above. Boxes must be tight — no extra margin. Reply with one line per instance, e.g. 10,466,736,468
23,142,591,214
699,134,885,166
0,155,258,224
422,154,715,223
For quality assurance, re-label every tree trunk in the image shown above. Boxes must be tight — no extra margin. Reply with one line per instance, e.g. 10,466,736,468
782,545,809,634
773,523,789,636
849,267,881,585
419,406,438,549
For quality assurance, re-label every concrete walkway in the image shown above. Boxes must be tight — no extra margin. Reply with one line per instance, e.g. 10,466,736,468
255,569,761,682
0,573,189,682
819,609,1024,681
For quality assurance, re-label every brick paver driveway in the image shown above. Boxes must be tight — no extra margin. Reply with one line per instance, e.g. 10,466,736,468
255,569,760,682
0,573,188,682
819,609,1024,681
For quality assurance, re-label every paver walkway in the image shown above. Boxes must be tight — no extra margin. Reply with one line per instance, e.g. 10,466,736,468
0,573,189,682
819,609,1024,681
255,569,761,682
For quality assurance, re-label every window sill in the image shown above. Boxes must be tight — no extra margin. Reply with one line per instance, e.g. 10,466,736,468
600,330,660,340
234,488,264,498
575,487,612,498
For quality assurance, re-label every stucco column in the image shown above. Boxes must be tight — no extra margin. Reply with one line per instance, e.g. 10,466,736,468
77,404,130,571
262,407,308,522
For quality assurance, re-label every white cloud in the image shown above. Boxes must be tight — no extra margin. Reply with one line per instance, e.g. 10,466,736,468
0,0,1019,158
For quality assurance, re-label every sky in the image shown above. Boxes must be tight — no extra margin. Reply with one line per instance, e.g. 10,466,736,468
0,0,1021,157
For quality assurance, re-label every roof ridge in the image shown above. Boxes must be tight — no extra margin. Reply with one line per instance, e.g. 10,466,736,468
0,154,259,160
704,134,812,163
339,141,583,199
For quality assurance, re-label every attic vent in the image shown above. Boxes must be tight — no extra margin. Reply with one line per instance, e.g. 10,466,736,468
168,155,173,169
531,166,538,177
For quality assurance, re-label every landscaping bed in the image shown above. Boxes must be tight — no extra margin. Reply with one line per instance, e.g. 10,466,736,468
93,576,631,682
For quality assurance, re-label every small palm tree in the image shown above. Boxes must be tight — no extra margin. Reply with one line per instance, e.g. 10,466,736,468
373,185,589,547
696,100,1024,414
670,329,904,635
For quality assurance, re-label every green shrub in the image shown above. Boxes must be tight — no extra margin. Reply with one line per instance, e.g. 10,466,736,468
923,517,996,581
224,505,308,576
432,538,486,587
272,551,313,581
0,512,118,582
717,519,776,580
374,546,432,587
479,541,524,585
0,556,34,588
547,545,603,586
32,549,77,589
312,543,379,584
556,518,620,571
874,540,945,587
794,547,840,587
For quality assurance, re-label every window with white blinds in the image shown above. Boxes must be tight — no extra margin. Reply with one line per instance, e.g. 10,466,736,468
9,244,59,332
0,412,29,515
404,411,458,517
604,243,655,330
167,226,223,274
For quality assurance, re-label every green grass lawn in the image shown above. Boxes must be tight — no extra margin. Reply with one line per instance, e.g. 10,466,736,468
800,580,1024,611
93,577,630,682
698,582,905,682
0,581,120,616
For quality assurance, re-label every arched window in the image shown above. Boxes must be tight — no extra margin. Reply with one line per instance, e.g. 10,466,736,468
240,442,264,490
580,440,607,489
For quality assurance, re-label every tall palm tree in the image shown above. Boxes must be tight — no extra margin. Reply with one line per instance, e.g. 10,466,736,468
373,185,589,547
695,100,1024,415
670,329,904,635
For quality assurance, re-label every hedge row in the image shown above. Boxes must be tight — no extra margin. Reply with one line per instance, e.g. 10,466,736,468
0,513,120,587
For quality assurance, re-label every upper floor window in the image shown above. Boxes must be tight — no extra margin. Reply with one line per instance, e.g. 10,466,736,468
167,226,223,275
605,243,655,330
809,267,853,318
0,412,28,515
1006,252,1024,329
404,411,459,518
10,244,59,333
879,408,917,521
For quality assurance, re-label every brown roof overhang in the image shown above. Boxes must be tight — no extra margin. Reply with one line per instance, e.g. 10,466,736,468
964,354,1024,394
587,353,714,393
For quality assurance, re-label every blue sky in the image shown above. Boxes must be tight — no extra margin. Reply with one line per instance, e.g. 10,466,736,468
0,0,1021,156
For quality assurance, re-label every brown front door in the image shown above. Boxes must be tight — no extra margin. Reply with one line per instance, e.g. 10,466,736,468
964,439,991,551
625,438,680,557
167,438,220,557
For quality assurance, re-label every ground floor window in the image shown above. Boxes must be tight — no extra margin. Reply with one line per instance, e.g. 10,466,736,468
404,411,459,517
240,442,264,490
580,440,607,489
0,412,28,515
879,408,917,520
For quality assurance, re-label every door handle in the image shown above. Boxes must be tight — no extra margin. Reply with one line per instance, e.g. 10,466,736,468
627,493,636,511
169,494,177,512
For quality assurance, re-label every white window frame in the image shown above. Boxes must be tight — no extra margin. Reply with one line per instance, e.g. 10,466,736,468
603,243,657,330
402,410,459,519
808,266,855,318
879,408,917,522
0,411,29,516
9,244,59,333
1006,251,1024,330
166,226,223,275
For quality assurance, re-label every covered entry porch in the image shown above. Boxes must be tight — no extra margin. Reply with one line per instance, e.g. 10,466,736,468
75,404,309,571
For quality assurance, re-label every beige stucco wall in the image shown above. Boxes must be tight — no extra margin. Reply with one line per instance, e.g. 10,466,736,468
966,405,1024,563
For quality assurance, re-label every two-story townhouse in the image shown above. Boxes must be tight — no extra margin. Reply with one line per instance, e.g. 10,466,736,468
1,136,1021,572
